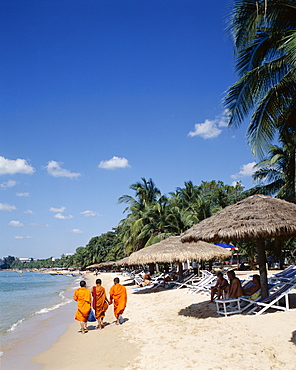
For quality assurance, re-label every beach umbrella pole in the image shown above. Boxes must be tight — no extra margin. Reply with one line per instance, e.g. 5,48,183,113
178,262,183,279
257,238,269,298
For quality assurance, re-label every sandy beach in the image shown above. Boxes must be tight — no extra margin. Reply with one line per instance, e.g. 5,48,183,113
32,271,296,370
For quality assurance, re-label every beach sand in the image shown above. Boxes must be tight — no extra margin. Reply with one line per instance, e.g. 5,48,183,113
32,271,296,370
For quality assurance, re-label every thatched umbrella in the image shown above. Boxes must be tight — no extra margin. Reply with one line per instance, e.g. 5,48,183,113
128,236,231,267
100,261,116,267
181,195,296,298
114,257,130,266
85,263,101,269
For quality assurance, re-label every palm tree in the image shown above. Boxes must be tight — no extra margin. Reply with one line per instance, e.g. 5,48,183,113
117,178,162,253
224,0,296,157
252,134,296,202
118,178,161,213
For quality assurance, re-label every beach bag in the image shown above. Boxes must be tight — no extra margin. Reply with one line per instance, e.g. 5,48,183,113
87,309,96,322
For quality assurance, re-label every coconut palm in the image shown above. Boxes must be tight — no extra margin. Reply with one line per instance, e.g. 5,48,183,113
118,177,161,213
224,0,296,156
253,135,296,202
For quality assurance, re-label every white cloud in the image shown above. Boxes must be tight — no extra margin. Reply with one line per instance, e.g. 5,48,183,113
54,213,73,220
0,203,16,211
71,228,83,234
29,223,50,227
188,119,222,139
49,206,66,213
45,160,81,178
24,209,34,214
0,156,35,175
217,109,231,127
9,220,24,227
80,210,99,217
231,162,256,179
188,109,232,139
0,180,17,189
14,235,33,239
16,192,30,197
98,156,130,170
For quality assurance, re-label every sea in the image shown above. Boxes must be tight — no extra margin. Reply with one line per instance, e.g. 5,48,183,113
0,270,83,368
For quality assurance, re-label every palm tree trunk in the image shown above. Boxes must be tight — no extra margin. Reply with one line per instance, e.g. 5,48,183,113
257,238,269,298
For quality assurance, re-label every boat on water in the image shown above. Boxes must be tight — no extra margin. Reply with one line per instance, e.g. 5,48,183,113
50,272,76,277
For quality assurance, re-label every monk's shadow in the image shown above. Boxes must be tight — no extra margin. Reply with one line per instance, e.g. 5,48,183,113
110,318,129,325
290,330,296,345
101,321,112,328
178,301,220,320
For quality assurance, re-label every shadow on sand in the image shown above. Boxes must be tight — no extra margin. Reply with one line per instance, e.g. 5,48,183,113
178,301,219,319
290,330,296,345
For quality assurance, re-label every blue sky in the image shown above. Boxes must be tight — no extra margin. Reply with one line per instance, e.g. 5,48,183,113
1,0,257,259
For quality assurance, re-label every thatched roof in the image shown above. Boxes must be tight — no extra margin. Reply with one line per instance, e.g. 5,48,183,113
96,261,116,267
85,264,101,269
181,195,296,243
114,257,130,266
128,236,231,265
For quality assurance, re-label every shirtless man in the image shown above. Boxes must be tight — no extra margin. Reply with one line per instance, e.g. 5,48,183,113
243,274,261,296
225,270,243,298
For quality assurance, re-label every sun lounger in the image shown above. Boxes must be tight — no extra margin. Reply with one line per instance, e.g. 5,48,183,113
268,266,296,284
216,281,294,316
245,281,296,315
171,273,196,289
186,273,217,294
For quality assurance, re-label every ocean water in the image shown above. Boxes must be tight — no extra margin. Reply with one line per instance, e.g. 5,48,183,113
0,270,81,358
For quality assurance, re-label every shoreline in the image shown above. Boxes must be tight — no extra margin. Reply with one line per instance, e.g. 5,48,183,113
2,270,295,369
32,272,138,369
0,278,78,369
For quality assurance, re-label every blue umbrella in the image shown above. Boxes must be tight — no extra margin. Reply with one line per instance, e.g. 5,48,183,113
215,242,238,250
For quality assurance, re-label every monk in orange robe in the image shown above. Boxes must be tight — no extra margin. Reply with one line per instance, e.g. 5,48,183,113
109,277,127,325
73,280,91,334
92,278,109,329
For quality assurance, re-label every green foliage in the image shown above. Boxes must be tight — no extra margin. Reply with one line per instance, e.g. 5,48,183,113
225,0,296,161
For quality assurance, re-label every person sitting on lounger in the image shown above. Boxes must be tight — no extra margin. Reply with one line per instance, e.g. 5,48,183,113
142,272,152,286
163,272,178,288
225,270,243,298
210,272,229,302
243,274,260,297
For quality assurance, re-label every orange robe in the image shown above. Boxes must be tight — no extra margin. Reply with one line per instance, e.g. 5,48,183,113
92,285,108,320
73,287,91,322
109,283,127,318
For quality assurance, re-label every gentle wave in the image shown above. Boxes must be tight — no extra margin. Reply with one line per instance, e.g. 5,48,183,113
35,298,71,314
6,298,71,332
59,290,65,299
7,318,25,332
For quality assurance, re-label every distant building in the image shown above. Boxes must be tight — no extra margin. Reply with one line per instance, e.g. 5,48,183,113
19,258,32,263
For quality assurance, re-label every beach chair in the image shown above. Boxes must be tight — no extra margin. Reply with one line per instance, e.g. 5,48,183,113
216,281,294,316
171,273,196,289
268,266,296,284
194,271,231,297
245,281,296,315
215,279,271,316
186,273,216,294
